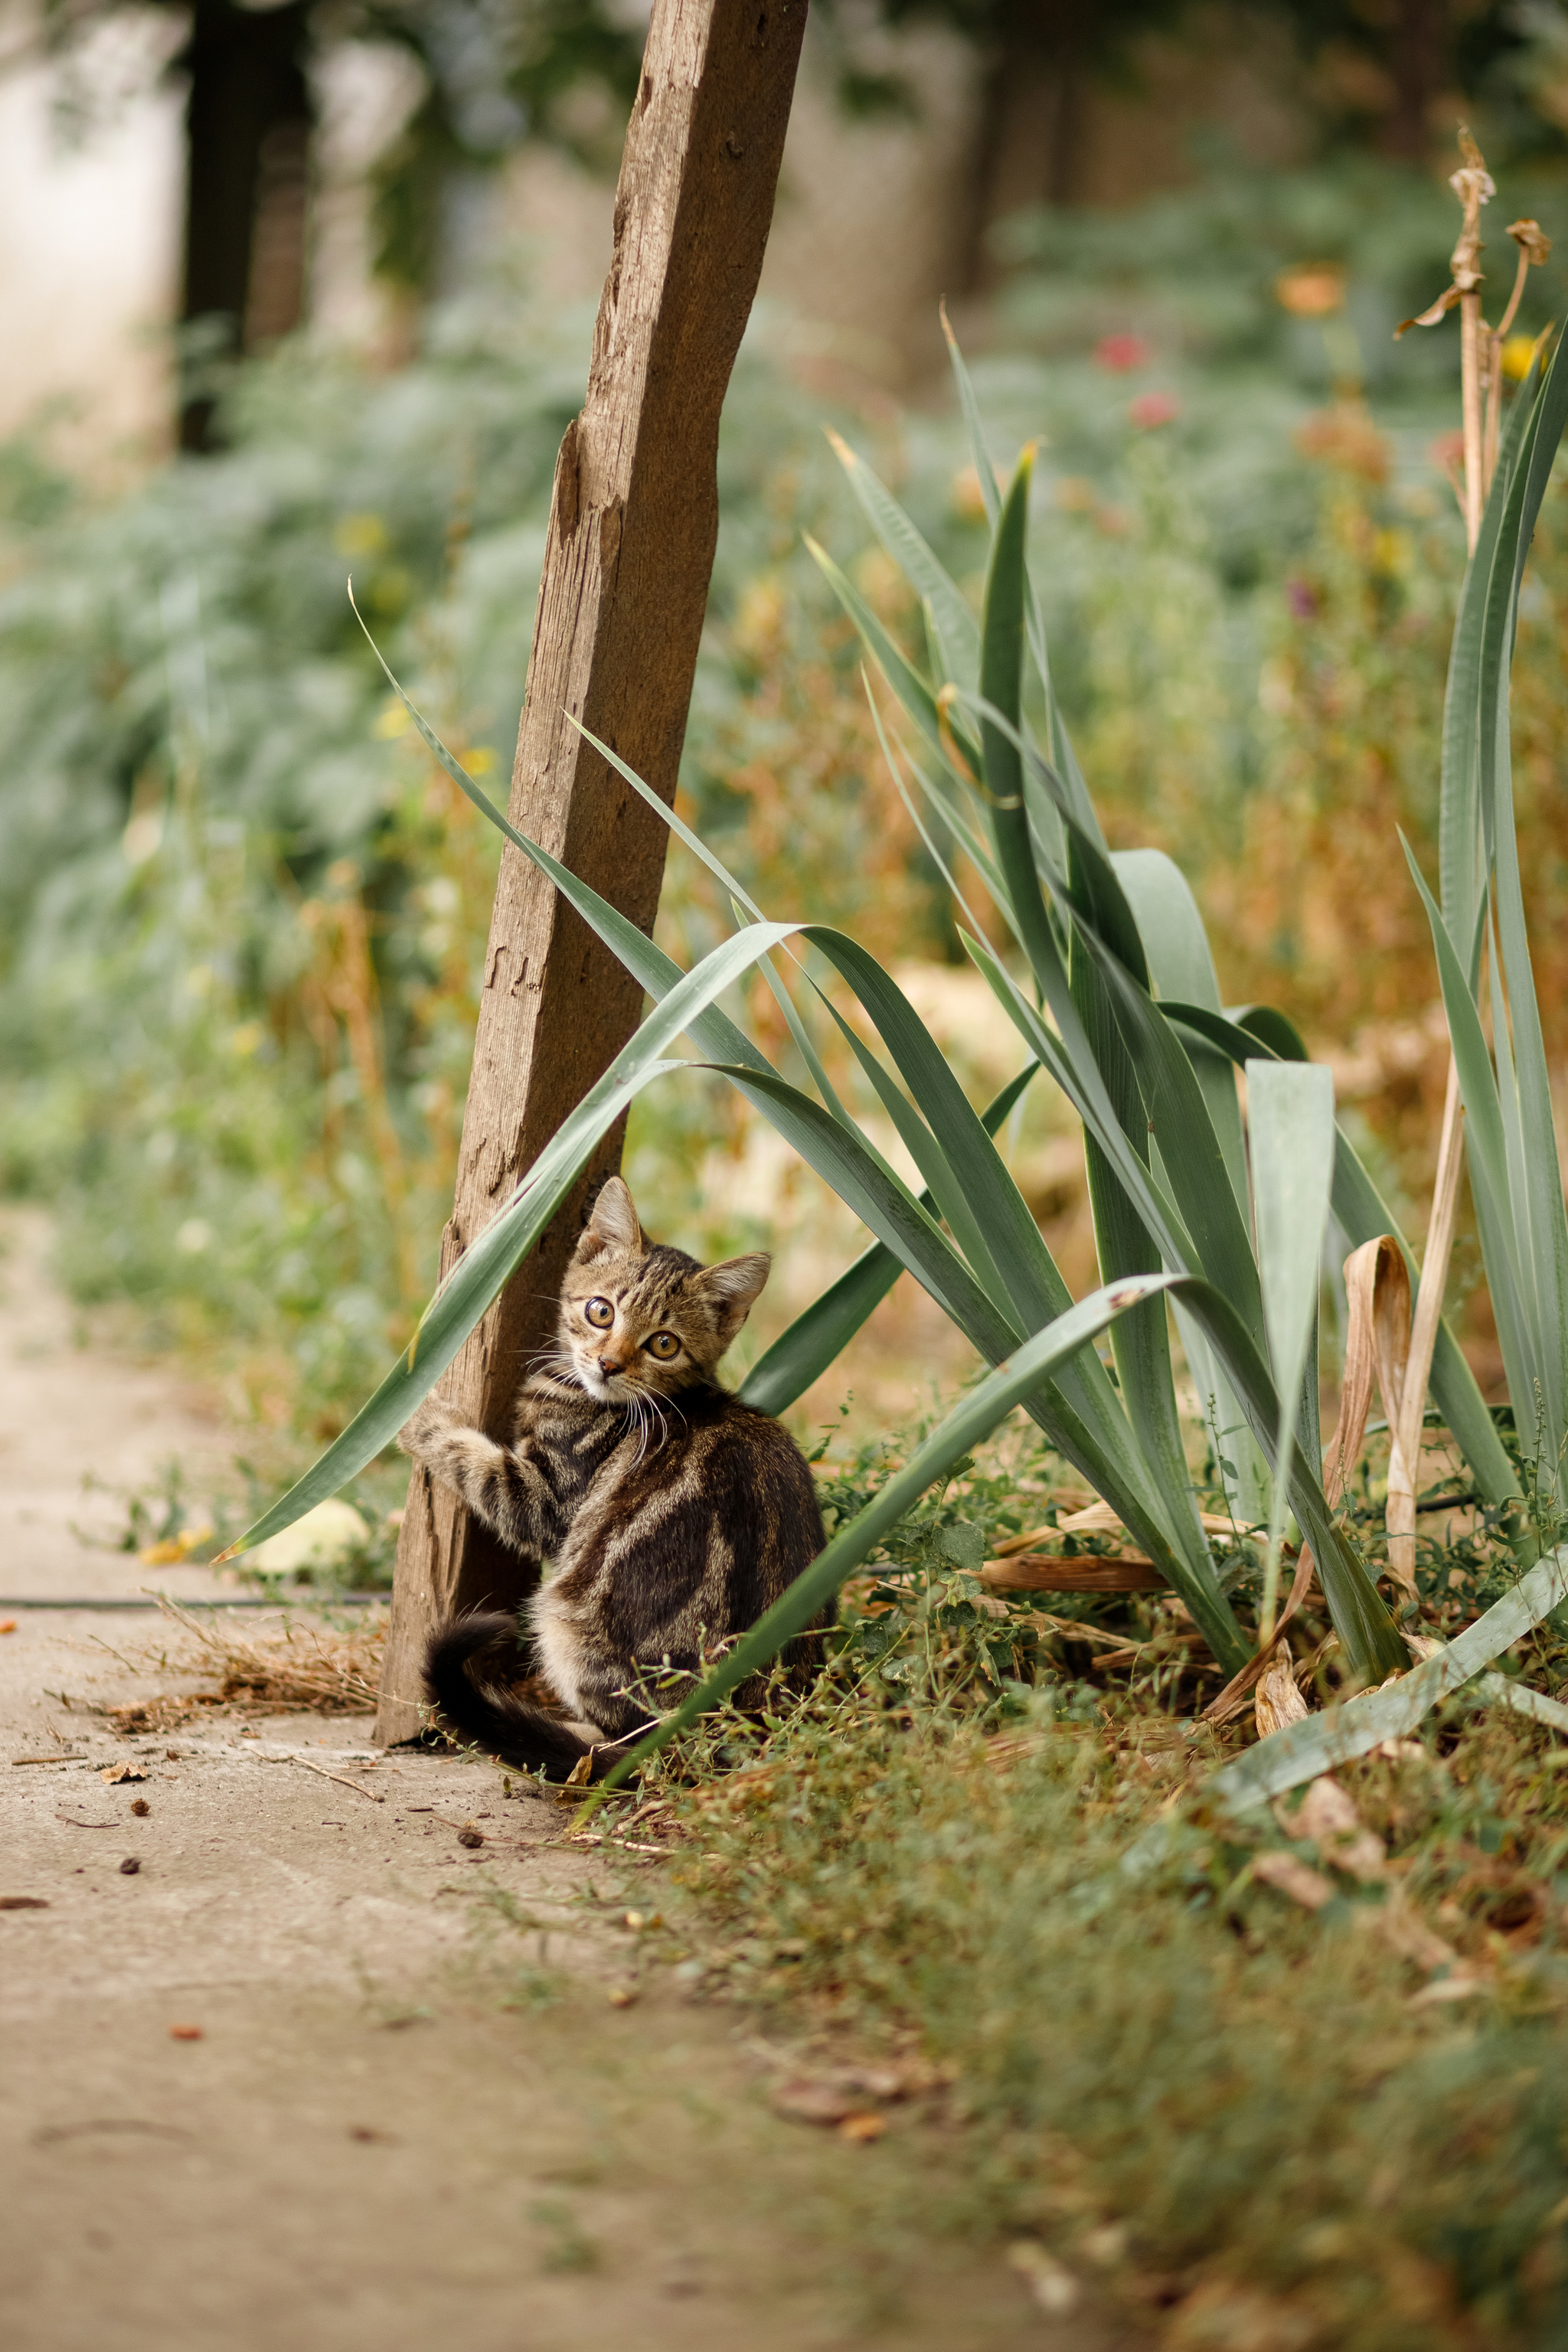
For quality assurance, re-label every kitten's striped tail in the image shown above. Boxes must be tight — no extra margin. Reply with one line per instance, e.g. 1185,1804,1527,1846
423,1612,615,1783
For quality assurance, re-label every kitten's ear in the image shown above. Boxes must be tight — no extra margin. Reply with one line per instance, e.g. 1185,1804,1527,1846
576,1174,642,1262
701,1251,771,1346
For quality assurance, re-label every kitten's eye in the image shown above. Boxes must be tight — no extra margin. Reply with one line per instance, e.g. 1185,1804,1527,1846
643,1331,680,1361
584,1297,614,1329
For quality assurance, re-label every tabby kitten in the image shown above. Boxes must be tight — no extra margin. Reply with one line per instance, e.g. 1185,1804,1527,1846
399,1175,825,1780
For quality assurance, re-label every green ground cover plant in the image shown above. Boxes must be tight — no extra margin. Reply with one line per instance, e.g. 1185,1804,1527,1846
652,1644,1568,2349
8,155,1563,1451
532,1391,1568,2347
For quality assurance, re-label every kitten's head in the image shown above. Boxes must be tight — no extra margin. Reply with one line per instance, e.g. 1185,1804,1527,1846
555,1176,769,1406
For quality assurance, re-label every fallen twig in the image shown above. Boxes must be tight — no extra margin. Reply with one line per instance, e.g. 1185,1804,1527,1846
1021,1612,1150,1651
103,1594,387,1726
564,1834,675,1854
982,1556,1165,1594
90,1634,141,1675
286,1754,385,1804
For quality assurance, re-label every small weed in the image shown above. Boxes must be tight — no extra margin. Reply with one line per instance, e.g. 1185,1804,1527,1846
504,1965,566,2012
527,2197,599,2275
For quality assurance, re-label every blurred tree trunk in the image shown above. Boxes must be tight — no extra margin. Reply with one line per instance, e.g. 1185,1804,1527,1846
375,0,808,1749
177,0,314,451
956,0,1145,289
1384,0,1448,161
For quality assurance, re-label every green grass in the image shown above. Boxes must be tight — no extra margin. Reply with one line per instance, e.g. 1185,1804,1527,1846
578,1409,1568,2349
657,1676,1568,2346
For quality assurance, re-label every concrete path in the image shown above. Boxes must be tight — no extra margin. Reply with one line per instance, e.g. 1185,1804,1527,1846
0,1214,1142,2352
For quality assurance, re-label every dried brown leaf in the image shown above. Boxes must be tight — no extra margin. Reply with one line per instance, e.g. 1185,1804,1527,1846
1293,1776,1361,1841
1374,1889,1463,1976
1252,1851,1336,1911
1287,1775,1387,1883
1006,2241,1082,2317
837,2112,887,2144
1198,1548,1319,1729
1254,1653,1311,1740
773,2076,861,2126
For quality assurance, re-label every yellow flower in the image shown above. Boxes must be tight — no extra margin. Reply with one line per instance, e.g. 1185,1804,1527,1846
1501,334,1539,382
334,511,388,558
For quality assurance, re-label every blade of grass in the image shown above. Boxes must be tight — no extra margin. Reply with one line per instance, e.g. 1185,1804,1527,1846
1066,841,1210,1586
1402,841,1542,1449
938,305,1096,838
825,426,979,691
1488,732,1568,1500
737,1065,1036,1416
804,534,978,779
1246,1059,1337,1638
592,1265,1271,1795
1440,345,1544,959
357,606,1244,1659
808,987,1020,1329
1113,850,1268,1523
1207,1546,1568,1814
941,300,1001,530
1164,998,1520,1509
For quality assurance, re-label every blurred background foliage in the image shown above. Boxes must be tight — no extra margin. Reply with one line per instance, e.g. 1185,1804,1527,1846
11,2,1568,1450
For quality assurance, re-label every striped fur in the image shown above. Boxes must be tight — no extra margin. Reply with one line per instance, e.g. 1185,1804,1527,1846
399,1178,826,1779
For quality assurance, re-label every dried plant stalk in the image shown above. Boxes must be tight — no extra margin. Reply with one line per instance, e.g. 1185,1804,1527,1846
1323,1235,1409,1511
1254,1648,1310,1740
1448,130,1495,555
108,1598,389,1727
1389,1064,1466,1592
1380,141,1550,1578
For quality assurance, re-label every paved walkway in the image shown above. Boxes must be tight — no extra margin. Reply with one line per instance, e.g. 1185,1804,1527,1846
0,1213,1139,2351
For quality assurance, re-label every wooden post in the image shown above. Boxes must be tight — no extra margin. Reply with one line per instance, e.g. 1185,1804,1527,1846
376,0,808,1744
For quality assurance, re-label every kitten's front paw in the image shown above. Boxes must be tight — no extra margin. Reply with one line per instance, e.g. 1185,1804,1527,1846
399,1396,456,1459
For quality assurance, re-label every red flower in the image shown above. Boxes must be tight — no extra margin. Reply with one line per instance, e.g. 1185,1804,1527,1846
1129,390,1180,430
1094,333,1152,373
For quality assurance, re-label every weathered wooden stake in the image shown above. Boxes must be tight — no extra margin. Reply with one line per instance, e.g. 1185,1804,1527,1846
376,0,808,1744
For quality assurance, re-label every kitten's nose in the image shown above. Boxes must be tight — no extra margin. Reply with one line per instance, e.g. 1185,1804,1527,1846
597,1355,619,1379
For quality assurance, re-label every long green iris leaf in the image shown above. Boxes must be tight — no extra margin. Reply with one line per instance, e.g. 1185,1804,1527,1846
1209,1547,1568,1815
591,1266,1310,1795
347,609,1246,1661
1165,998,1519,1508
215,893,812,1560
737,1065,1037,1416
